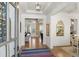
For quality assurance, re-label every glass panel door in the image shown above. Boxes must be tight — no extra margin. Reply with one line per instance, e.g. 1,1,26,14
0,2,7,43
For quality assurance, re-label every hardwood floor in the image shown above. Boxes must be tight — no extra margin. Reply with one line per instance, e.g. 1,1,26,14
51,47,72,57
25,37,46,48
23,37,72,57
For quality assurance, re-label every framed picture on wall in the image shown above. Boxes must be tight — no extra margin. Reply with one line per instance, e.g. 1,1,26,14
46,24,50,36
56,20,64,36
20,22,21,33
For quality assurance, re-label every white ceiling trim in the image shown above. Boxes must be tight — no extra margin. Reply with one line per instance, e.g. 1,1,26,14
26,10,43,14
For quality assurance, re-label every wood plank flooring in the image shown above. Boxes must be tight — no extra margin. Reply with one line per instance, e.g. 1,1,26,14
51,47,72,57
23,37,73,57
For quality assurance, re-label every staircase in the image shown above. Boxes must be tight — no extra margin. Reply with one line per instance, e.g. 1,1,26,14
20,48,54,57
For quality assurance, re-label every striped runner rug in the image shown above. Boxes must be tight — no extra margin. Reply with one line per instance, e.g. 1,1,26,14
20,48,54,57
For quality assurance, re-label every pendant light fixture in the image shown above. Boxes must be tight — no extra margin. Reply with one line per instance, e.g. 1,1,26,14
35,2,41,11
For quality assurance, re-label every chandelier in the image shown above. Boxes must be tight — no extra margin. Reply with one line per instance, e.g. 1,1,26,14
35,2,41,11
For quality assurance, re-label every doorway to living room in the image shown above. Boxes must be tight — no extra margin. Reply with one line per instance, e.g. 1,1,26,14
25,18,44,48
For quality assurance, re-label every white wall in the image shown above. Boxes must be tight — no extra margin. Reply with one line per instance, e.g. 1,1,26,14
19,10,25,48
9,41,15,57
9,3,15,39
50,11,79,49
50,12,71,48
0,46,6,57
45,15,51,48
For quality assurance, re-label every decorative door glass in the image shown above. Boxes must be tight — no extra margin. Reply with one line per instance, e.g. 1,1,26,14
0,2,7,43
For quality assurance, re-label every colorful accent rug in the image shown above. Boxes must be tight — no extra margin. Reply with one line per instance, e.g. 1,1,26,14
20,48,54,57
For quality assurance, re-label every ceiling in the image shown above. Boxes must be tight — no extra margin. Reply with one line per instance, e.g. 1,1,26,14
19,2,52,14
19,2,78,15
21,2,50,10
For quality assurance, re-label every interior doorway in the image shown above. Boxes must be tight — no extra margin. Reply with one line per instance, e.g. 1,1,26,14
25,18,43,48
70,19,77,45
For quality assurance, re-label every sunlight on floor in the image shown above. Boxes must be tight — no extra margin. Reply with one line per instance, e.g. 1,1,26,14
32,38,36,48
